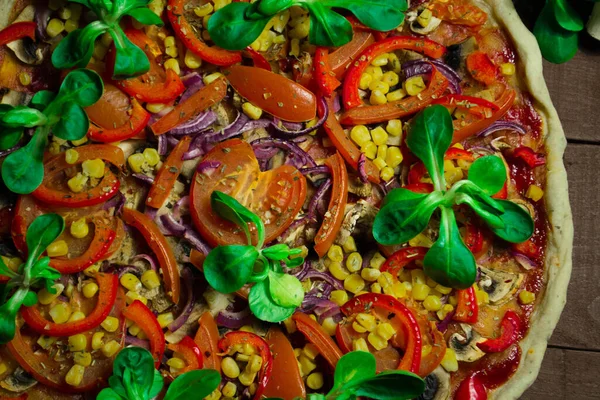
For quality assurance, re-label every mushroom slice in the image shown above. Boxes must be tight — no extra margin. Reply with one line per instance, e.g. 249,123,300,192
478,266,524,305
410,16,442,35
417,367,451,400
6,5,44,65
335,200,378,246
0,367,37,392
449,323,486,363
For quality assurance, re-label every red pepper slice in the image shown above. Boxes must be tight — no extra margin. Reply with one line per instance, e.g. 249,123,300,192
168,336,203,373
194,311,221,373
88,98,150,143
329,31,375,80
150,75,228,136
21,273,118,336
380,247,428,277
456,374,487,400
167,0,242,66
341,293,422,374
321,97,380,184
403,183,434,194
342,36,447,109
463,222,483,254
122,208,180,303
123,300,165,368
314,153,348,258
245,47,272,71
466,51,498,86
512,146,545,168
32,145,125,208
218,332,273,400
146,136,191,209
339,67,449,125
432,94,500,116
292,312,343,369
0,21,36,47
313,48,341,97
454,286,479,324
477,310,523,353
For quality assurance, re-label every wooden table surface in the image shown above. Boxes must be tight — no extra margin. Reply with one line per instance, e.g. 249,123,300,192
519,36,600,399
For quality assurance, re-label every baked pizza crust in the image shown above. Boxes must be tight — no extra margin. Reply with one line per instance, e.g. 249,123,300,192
478,0,574,398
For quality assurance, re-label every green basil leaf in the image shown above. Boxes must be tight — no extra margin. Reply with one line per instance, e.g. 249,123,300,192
208,2,271,51
406,105,453,191
451,181,504,214
332,351,376,394
31,90,57,111
97,387,126,400
26,214,65,262
350,370,425,399
320,0,407,31
533,2,578,64
423,207,477,289
1,107,47,128
455,193,505,230
304,1,354,47
487,200,534,243
467,155,506,195
112,347,157,399
165,369,221,400
552,0,584,31
204,245,258,293
0,288,27,344
51,22,108,70
57,69,104,107
1,129,47,194
110,27,151,79
22,291,37,307
0,128,23,151
284,256,304,268
258,0,294,15
124,7,164,26
149,369,164,398
262,244,291,261
53,102,89,141
268,271,304,308
211,191,264,246
249,279,295,323
373,189,444,246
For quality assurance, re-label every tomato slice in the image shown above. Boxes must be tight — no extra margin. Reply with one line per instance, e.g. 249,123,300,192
329,31,375,80
85,83,134,130
429,0,488,26
194,312,221,374
87,97,150,143
292,312,343,369
225,65,317,123
190,139,306,247
466,51,498,85
263,327,306,399
146,136,191,209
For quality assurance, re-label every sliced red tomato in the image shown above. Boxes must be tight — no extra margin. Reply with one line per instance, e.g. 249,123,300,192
146,136,191,209
190,139,306,247
225,65,317,123
32,145,125,208
466,51,499,85
314,153,348,258
429,0,488,26
123,300,165,368
167,336,203,373
85,83,135,131
87,97,150,143
292,312,343,369
122,208,180,303
329,31,375,80
194,312,221,373
263,327,306,399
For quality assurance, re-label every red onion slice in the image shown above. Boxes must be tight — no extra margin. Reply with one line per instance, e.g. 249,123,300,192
269,98,328,138
160,214,186,236
158,134,168,155
513,251,537,270
132,254,158,271
251,137,317,168
307,178,332,221
477,121,527,137
125,335,150,349
170,111,217,136
216,308,253,329
132,173,154,184
168,268,195,332
402,59,462,94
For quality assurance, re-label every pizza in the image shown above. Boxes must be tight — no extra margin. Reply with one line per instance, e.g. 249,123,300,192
0,0,573,399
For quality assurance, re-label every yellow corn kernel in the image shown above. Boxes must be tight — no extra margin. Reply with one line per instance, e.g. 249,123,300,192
302,343,319,360
435,284,452,295
327,245,344,262
38,283,65,305
373,157,386,170
164,35,176,48
236,353,250,364
500,62,515,76
125,291,147,305
417,8,433,27
345,252,362,273
142,148,160,167
49,142,61,155
203,72,224,85
361,268,381,282
92,332,105,350
242,102,263,120
239,370,257,386
391,281,407,298
365,66,383,80
519,290,536,305
146,103,166,114
386,119,402,137
448,295,458,306
437,304,454,320
376,322,396,341
330,290,349,306
382,71,400,87
70,218,89,239
64,18,78,32
65,365,85,387
352,337,369,352
526,185,544,202
423,295,443,311
381,166,396,182
141,270,161,290
441,348,459,372
101,316,119,333
283,317,296,334
180,48,202,69
299,355,317,376
356,313,377,332
329,261,350,280
377,145,388,161
411,270,426,284
128,324,141,336
352,321,367,333
241,343,255,356
155,312,173,329
370,252,386,270
307,372,324,390
46,18,65,38
58,6,72,20
444,161,463,185
84,263,101,277
350,125,371,147
289,38,300,57
386,89,407,102
403,76,426,96
120,273,142,292
408,233,434,248
2,256,20,272
385,147,403,169
18,71,32,86
367,332,388,351
68,334,88,352
68,311,86,322
344,274,365,294
475,286,489,305
426,277,438,288
102,340,121,357
371,282,382,294
93,43,108,61
164,58,180,75
71,136,88,146
370,90,388,105
359,73,373,90
50,302,72,324
222,357,240,378
422,344,432,357
378,271,394,289
361,142,377,160
167,357,186,370
222,381,237,397
321,317,337,336
412,283,430,301
73,351,92,367
194,3,213,17
371,54,389,67
67,173,88,193
369,80,390,95
342,236,357,253
247,354,263,373
37,335,58,349
202,14,211,29
205,389,222,400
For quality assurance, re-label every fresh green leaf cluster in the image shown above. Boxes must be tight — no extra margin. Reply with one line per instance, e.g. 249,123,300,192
533,0,586,63
208,0,408,50
98,346,220,400
204,191,305,323
52,0,164,79
373,105,534,289
1,69,103,194
0,214,64,344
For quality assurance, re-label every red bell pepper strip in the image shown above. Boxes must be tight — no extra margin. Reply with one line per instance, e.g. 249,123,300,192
314,153,348,258
463,222,483,254
245,47,272,71
292,312,343,369
341,293,422,374
123,300,165,368
432,94,500,117
329,31,375,80
445,147,475,161
339,68,449,125
21,273,118,336
150,75,228,136
146,135,191,208
492,182,508,199
342,37,447,109
455,374,487,400
218,332,273,400
466,51,498,86
454,287,479,324
88,98,150,143
380,247,428,278
168,336,203,373
122,208,181,303
167,0,242,66
477,310,523,353
512,146,545,168
314,48,341,97
194,311,221,373
0,21,36,47
404,183,434,194
321,97,380,184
